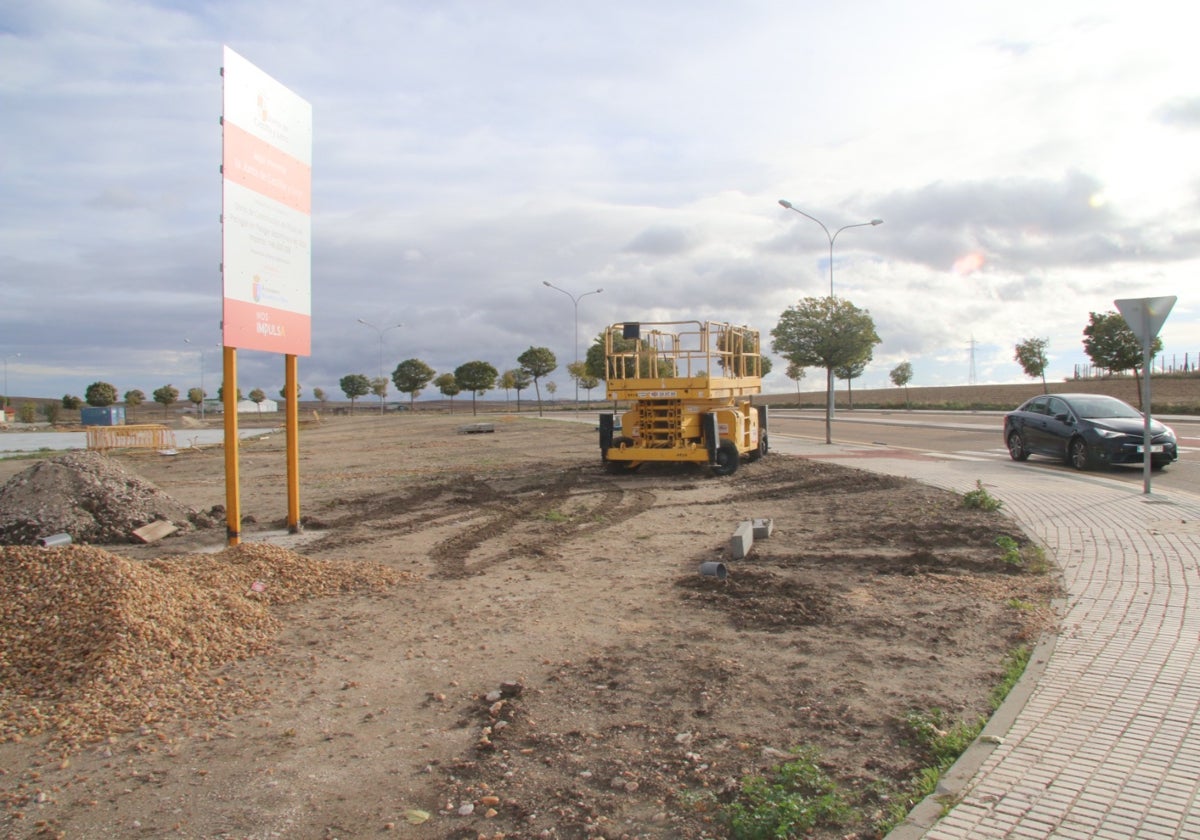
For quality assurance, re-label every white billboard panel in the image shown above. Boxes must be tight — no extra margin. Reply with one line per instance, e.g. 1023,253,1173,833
221,46,312,355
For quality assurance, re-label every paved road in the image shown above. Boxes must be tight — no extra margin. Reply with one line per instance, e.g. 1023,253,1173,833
769,409,1200,495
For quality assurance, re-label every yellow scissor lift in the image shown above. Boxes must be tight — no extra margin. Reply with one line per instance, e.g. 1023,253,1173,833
598,320,767,476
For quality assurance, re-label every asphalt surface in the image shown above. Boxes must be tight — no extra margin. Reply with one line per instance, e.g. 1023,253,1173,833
768,433,1200,839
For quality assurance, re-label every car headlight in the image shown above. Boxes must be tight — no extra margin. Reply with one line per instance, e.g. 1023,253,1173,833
1094,428,1124,439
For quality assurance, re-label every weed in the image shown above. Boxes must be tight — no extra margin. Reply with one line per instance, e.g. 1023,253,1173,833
962,480,1003,511
996,535,1023,566
995,535,1051,573
542,510,570,523
724,746,856,839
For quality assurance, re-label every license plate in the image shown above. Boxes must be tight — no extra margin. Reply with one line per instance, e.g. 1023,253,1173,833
1136,444,1164,453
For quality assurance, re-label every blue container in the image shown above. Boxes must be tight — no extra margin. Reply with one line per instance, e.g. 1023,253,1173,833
80,406,126,426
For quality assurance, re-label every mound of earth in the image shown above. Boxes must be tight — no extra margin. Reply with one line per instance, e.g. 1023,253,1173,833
0,451,214,545
0,542,408,746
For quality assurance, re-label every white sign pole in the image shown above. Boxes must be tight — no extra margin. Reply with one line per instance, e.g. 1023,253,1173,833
1114,296,1176,495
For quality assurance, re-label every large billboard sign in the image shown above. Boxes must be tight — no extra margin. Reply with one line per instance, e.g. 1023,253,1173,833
221,46,312,355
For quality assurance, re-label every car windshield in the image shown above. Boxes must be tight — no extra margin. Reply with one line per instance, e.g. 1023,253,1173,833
1070,397,1141,419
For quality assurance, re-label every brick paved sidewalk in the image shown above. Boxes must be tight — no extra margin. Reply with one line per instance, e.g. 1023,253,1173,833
794,445,1200,839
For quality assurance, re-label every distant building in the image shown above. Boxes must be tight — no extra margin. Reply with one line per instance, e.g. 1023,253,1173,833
237,398,278,414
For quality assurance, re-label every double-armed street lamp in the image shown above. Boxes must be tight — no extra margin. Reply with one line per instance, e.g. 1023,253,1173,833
778,200,883,420
778,199,883,298
543,281,603,409
357,319,403,414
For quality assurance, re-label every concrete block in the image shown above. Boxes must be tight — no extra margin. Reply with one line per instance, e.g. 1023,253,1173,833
729,520,754,559
753,518,774,539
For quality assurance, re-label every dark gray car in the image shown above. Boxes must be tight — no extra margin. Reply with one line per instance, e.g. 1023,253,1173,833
1003,393,1178,471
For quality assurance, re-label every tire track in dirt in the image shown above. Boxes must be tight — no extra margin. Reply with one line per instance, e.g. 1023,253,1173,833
429,470,658,578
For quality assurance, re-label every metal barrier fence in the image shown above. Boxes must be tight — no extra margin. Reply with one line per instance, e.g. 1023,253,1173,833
86,424,178,452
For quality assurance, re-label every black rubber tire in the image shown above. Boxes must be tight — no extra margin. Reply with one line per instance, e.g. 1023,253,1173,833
748,431,768,462
1007,431,1029,462
711,439,740,477
1068,437,1091,471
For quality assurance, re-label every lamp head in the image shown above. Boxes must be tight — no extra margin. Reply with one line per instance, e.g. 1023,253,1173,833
870,219,884,226
778,199,793,209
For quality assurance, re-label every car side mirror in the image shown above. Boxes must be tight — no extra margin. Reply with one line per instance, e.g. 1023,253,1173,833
1055,413,1071,423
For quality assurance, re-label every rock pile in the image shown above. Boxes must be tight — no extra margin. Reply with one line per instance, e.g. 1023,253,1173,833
0,451,211,545
0,542,407,746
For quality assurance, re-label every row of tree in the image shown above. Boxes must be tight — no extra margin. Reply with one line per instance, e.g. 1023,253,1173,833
45,305,1158,427
338,347,600,416
1013,311,1162,407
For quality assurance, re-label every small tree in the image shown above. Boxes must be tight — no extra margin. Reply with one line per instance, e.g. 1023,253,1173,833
455,361,498,416
434,372,460,412
1082,311,1161,409
62,394,83,410
279,383,302,401
41,402,61,424
889,361,913,409
546,381,558,400
124,389,145,407
85,381,119,407
771,296,881,444
785,361,806,403
153,384,179,418
517,346,557,417
834,357,869,410
187,387,205,412
370,377,389,414
18,402,37,423
508,368,532,412
313,387,327,405
340,374,371,414
249,387,267,414
567,361,600,406
392,358,436,411
1014,337,1050,393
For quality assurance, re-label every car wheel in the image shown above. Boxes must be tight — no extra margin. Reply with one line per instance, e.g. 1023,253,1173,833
1007,431,1029,462
1068,437,1091,471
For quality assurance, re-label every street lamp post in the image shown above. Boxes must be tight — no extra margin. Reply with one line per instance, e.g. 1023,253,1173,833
2,353,19,413
778,200,883,421
183,339,214,420
357,319,403,414
543,281,603,409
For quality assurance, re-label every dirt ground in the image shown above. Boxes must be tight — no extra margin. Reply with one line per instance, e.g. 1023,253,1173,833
0,413,1060,839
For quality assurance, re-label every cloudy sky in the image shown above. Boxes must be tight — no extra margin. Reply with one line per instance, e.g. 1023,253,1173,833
3,0,1198,404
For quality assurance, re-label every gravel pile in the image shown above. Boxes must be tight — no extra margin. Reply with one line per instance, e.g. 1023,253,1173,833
0,542,406,746
0,451,212,545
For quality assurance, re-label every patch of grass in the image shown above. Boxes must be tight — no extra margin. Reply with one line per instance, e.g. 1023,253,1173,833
962,480,1003,511
905,708,984,768
988,644,1031,711
874,643,1035,835
542,509,570,523
724,746,856,839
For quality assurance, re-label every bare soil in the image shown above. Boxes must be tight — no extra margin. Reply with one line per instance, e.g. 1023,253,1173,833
0,413,1060,839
